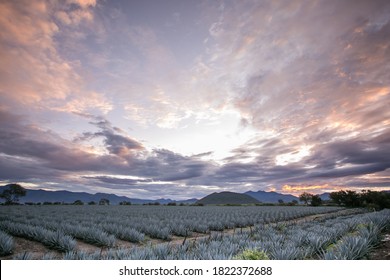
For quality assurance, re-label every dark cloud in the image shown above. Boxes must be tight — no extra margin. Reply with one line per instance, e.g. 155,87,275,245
0,109,213,192
75,117,144,157
82,176,153,186
0,109,130,175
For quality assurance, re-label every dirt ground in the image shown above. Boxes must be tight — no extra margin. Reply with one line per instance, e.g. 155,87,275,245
369,233,390,260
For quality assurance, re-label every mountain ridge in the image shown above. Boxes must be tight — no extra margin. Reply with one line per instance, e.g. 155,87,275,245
0,186,197,205
1,185,335,205
245,190,298,203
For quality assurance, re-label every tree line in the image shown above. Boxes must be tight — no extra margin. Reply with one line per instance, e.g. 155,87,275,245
299,190,390,210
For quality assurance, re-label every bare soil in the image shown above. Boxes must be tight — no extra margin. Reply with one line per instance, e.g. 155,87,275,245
369,233,390,260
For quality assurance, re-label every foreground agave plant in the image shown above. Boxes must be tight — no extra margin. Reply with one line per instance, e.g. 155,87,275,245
0,230,14,256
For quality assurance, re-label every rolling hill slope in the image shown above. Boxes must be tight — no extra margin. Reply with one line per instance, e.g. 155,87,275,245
196,191,260,205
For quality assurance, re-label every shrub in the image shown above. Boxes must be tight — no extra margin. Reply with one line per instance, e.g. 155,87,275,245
234,249,269,260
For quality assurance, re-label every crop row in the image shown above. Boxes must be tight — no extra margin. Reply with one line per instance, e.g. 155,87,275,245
57,209,390,260
0,230,14,256
0,221,75,252
0,205,344,247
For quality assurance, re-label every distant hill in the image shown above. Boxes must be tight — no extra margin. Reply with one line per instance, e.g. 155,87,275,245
4,184,373,206
196,191,260,205
319,192,331,201
0,186,197,205
245,190,298,203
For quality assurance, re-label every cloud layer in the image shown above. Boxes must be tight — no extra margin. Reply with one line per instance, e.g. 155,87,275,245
0,0,389,198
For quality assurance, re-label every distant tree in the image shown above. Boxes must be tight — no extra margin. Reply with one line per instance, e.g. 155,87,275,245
299,192,312,206
329,190,361,207
0,184,27,205
361,190,390,210
73,200,84,205
119,201,131,205
193,203,204,206
88,201,96,205
329,191,345,206
278,199,284,204
329,189,390,210
287,199,299,206
99,198,110,205
310,195,322,206
167,202,177,206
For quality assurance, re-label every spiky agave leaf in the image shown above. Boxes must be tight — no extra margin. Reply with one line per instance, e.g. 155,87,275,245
0,230,14,256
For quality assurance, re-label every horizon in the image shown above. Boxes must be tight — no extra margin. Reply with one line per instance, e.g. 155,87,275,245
1,0,389,200
1,183,386,202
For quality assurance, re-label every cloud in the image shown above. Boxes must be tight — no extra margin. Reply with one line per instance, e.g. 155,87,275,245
75,117,145,158
0,1,76,104
1,0,389,198
0,0,104,119
0,109,214,195
67,0,97,9
195,0,390,138
54,91,113,115
0,109,130,176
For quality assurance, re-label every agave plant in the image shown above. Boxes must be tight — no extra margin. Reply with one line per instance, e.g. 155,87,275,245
269,245,301,260
43,230,76,252
13,252,34,260
0,230,14,256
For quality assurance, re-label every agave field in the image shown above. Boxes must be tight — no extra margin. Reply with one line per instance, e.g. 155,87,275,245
0,205,389,260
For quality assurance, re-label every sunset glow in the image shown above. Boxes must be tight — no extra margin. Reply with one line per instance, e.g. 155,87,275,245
0,0,389,199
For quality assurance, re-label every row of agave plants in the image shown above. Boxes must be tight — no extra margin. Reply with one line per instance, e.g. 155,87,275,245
2,208,388,259
58,209,390,260
0,230,14,256
0,205,344,250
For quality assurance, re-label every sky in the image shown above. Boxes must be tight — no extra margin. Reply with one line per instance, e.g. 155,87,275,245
0,0,389,200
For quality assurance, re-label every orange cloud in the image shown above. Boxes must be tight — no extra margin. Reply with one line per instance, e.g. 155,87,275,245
0,0,97,109
281,184,342,194
54,92,113,115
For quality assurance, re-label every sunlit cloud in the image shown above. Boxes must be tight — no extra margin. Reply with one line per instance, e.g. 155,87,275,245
0,0,389,199
281,184,341,195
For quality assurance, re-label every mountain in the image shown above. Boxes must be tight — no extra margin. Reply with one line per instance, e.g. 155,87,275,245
0,186,197,205
319,192,331,201
245,190,298,203
196,191,260,205
0,185,346,205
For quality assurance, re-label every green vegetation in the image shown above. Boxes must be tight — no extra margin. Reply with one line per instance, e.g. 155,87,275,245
299,192,322,206
329,190,390,210
0,184,26,205
234,249,270,260
99,198,110,205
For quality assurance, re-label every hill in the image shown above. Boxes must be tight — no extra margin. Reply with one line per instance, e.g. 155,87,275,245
319,192,331,201
196,191,260,205
245,190,298,203
0,186,197,205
